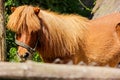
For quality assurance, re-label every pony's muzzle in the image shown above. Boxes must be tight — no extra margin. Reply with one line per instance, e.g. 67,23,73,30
22,52,30,59
17,52,31,62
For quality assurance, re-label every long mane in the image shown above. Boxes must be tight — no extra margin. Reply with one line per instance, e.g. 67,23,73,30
7,5,89,60
7,5,41,33
38,8,89,59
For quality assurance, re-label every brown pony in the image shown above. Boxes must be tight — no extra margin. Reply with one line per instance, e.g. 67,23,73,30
7,5,120,67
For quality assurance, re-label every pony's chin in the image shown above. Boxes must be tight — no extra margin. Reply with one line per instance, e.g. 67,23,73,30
16,54,33,62
20,57,32,62
20,58,27,62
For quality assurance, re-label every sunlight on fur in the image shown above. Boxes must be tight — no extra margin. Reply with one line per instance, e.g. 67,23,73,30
7,5,120,67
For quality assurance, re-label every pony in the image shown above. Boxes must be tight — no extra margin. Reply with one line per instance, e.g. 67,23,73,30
7,5,120,67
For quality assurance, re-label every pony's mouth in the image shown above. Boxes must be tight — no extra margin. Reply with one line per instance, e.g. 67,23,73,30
16,53,25,62
16,52,32,62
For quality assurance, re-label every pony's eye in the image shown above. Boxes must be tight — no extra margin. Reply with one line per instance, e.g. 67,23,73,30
16,33,21,38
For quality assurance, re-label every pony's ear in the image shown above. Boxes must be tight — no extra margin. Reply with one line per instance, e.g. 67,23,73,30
11,7,16,12
33,7,40,14
116,23,120,39
116,23,120,31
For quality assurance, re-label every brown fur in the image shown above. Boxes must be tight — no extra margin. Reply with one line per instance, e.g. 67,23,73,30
85,13,120,67
7,5,120,67
7,5,88,64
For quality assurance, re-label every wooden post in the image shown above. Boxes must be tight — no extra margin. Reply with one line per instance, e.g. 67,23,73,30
0,0,6,61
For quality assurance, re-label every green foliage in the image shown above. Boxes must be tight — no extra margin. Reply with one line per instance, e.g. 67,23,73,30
5,0,95,62
32,52,43,62
8,47,43,62
8,47,19,62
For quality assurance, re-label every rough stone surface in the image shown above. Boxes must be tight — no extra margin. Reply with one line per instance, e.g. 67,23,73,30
92,0,120,19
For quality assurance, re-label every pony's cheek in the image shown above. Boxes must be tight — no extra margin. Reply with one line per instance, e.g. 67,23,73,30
17,46,28,56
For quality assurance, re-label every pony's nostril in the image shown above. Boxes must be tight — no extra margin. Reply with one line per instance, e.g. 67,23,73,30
23,52,29,58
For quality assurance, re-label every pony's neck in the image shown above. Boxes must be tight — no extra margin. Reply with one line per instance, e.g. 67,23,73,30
39,10,89,29
37,9,89,61
39,10,89,38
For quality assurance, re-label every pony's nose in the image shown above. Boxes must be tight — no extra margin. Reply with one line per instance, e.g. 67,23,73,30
17,52,30,62
22,52,30,59
19,52,29,59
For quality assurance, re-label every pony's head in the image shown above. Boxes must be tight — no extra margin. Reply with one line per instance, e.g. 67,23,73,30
7,5,41,61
